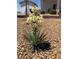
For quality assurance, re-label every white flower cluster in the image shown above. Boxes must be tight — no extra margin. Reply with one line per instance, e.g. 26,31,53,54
26,6,43,26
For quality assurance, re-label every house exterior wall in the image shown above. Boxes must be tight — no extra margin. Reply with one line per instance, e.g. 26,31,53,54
57,0,61,10
41,0,61,13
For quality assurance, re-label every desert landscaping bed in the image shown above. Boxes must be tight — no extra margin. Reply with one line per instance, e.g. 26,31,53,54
17,18,61,59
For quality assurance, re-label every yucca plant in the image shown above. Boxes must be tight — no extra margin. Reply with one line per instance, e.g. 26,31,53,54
25,27,47,51
25,6,50,52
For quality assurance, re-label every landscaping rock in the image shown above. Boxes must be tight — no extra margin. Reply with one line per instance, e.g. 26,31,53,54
17,18,61,59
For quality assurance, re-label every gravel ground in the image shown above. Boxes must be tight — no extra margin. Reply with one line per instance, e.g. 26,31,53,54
17,18,61,59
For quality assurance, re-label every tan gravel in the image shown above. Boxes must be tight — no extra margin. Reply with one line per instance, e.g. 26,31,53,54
17,18,61,59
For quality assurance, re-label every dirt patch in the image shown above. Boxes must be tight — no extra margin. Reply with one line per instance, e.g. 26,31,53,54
17,18,61,59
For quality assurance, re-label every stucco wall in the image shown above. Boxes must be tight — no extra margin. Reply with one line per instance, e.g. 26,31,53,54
43,0,57,4
41,0,60,12
43,2,53,12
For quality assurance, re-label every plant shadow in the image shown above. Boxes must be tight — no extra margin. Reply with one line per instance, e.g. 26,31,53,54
33,41,51,52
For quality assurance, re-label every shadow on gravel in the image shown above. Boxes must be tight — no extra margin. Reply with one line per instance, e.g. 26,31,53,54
33,41,51,52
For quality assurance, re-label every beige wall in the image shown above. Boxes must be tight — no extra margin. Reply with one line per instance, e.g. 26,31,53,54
41,0,61,12
43,0,57,4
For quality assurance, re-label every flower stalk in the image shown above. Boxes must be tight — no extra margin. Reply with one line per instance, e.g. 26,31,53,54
25,6,48,52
